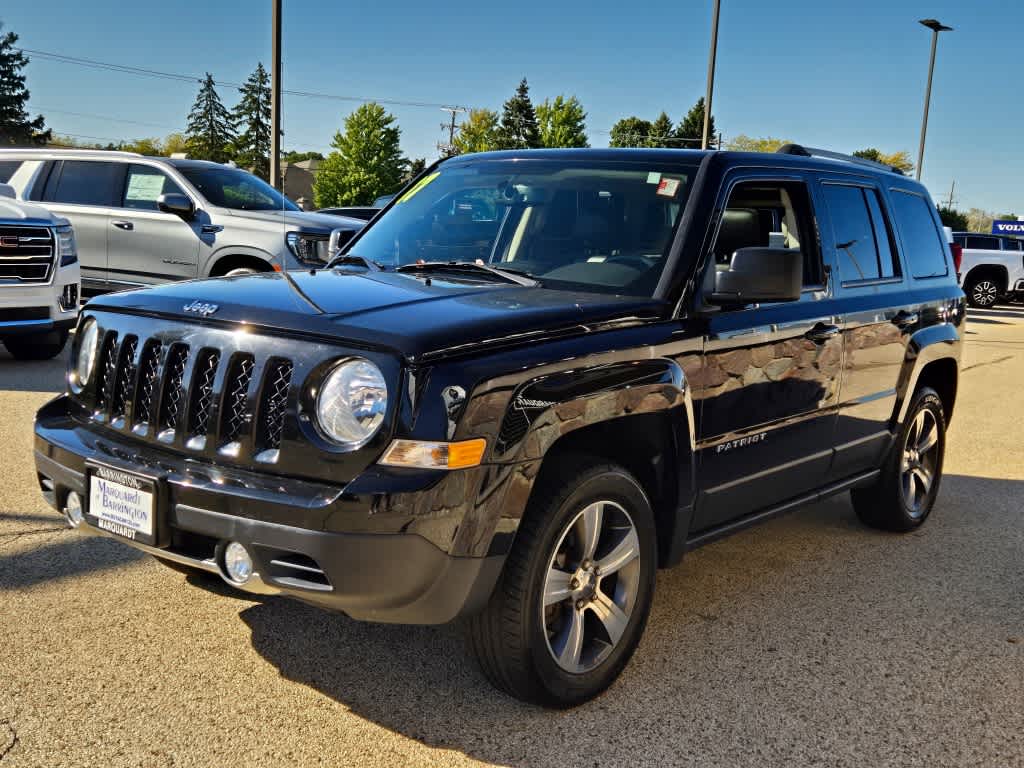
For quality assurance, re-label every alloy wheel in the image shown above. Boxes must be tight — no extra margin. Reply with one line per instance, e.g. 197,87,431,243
901,408,940,517
971,280,998,307
541,500,641,674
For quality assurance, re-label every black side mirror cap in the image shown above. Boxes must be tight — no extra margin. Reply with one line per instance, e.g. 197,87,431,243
157,192,195,220
709,247,803,305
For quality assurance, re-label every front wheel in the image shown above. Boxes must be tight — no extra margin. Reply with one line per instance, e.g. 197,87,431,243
3,329,68,361
465,459,656,707
965,275,1001,308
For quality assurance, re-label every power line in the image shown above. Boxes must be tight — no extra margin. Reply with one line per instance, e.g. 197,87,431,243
29,105,182,132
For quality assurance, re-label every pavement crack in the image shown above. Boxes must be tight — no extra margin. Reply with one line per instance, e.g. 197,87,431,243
0,720,17,762
0,527,65,549
962,355,1014,372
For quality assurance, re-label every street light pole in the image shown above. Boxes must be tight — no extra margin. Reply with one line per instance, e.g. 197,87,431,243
701,0,721,151
270,0,283,191
916,18,952,181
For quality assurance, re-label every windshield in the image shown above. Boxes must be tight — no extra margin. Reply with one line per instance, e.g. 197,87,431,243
348,159,695,296
178,165,299,212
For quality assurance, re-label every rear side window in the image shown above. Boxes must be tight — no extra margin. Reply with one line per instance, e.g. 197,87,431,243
44,161,123,207
822,184,898,283
964,235,1000,250
889,189,949,279
1001,238,1022,252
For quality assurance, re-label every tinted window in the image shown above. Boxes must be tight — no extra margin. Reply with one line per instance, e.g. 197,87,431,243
890,189,949,278
0,160,21,184
177,165,298,211
965,235,1001,250
953,234,966,247
823,184,883,282
1001,238,1022,252
865,189,900,278
123,164,186,211
46,161,122,207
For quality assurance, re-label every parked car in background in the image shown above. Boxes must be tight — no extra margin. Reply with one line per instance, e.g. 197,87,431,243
35,145,963,706
952,231,1024,308
0,150,364,295
0,182,79,359
372,194,397,207
317,206,380,222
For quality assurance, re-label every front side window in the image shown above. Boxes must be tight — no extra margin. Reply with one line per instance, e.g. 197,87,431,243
177,165,299,211
45,161,122,207
0,160,21,184
123,164,186,211
348,159,696,296
890,189,949,279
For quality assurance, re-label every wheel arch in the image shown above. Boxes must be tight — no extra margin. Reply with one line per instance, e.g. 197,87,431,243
893,323,961,428
207,252,276,277
962,263,1009,293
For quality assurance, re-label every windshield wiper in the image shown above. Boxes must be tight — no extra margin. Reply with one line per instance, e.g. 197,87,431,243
395,261,538,286
327,253,384,271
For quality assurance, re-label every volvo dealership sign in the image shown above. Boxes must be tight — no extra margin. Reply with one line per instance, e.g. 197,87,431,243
992,220,1024,235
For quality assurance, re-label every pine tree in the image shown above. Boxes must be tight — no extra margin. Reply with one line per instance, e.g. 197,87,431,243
185,73,235,163
536,95,589,148
496,78,541,150
647,112,675,148
0,25,50,145
231,63,272,180
675,98,715,149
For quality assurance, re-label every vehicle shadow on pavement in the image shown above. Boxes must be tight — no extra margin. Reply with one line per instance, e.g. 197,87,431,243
968,306,1024,320
238,472,1024,767
0,532,145,591
0,348,70,394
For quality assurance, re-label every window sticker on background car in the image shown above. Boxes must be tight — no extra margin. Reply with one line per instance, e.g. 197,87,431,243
125,174,165,204
397,172,441,204
646,171,662,184
657,177,681,197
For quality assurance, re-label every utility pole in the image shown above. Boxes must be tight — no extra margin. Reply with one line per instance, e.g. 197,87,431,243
701,0,721,150
916,19,953,181
270,0,283,191
437,106,467,156
944,179,956,209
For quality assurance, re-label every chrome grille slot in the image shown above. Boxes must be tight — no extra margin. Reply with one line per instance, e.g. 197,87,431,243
110,336,138,426
157,344,190,443
218,354,255,457
186,349,220,450
0,225,55,283
255,360,292,463
132,340,163,435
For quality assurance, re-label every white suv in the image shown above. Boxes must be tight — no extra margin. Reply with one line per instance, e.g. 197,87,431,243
952,231,1024,308
0,150,364,296
0,183,80,360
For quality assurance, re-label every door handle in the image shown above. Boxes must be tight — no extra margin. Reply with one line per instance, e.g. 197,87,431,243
111,221,134,231
892,311,919,328
805,323,841,343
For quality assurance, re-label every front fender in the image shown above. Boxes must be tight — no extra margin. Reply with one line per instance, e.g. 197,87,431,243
893,321,962,426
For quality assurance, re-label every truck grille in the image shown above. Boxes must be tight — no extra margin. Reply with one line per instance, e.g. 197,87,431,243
0,226,56,283
83,327,296,465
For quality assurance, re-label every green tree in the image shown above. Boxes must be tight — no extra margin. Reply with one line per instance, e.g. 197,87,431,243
996,212,1018,222
937,205,968,231
402,157,427,184
646,112,675,148
852,147,914,173
496,78,541,150
452,108,500,154
163,132,189,155
727,134,792,153
282,150,324,164
231,62,272,180
675,97,715,149
536,95,589,148
965,208,995,234
608,116,652,148
185,73,235,163
313,102,406,207
0,24,49,145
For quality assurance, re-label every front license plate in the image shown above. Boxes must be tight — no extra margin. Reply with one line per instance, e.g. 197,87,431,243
86,464,157,546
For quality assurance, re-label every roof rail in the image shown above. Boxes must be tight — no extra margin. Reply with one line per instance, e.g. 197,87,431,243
775,143,905,176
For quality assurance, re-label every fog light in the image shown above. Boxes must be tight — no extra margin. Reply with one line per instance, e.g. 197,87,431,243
64,491,84,527
224,542,253,584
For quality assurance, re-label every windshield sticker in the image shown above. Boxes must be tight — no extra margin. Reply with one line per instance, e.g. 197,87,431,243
397,172,441,204
646,171,662,185
656,177,681,198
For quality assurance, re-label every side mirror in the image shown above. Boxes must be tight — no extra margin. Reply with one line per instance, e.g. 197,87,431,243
0,183,15,200
709,247,803,305
157,192,195,220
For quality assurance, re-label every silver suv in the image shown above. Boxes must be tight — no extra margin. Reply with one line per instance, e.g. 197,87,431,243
0,150,364,295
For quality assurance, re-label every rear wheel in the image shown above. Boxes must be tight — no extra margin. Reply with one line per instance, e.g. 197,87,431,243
3,329,68,360
851,387,946,531
965,275,1002,308
466,458,656,707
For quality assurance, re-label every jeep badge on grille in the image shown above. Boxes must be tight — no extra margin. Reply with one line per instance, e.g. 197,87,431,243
183,301,219,317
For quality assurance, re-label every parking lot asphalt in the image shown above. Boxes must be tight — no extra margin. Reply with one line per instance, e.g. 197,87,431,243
1,308,1022,768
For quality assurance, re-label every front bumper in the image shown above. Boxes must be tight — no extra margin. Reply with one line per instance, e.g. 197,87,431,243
34,397,504,624
0,263,79,337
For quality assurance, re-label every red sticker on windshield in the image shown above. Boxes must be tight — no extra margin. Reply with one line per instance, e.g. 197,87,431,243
657,178,680,197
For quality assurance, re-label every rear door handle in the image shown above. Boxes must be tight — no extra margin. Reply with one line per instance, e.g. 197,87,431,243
111,221,134,231
805,323,841,343
892,311,919,328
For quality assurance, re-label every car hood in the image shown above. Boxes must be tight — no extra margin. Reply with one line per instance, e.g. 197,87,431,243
223,208,364,232
88,270,665,361
0,197,68,227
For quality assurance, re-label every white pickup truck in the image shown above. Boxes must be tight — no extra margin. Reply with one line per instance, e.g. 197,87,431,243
952,231,1024,308
0,182,80,359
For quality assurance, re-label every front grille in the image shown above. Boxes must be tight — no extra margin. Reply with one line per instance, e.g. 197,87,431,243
81,320,304,466
0,226,56,283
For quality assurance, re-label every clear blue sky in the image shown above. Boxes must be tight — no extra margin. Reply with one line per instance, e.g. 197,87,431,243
4,0,1020,214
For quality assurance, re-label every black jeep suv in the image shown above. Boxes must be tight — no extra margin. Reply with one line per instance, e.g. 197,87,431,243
35,146,964,706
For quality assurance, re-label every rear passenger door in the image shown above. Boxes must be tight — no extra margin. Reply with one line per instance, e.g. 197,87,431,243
816,178,911,479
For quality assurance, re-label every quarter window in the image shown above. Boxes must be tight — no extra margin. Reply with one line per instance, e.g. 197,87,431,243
45,161,123,207
890,189,949,278
964,235,1000,250
822,184,898,283
1000,238,1022,252
123,164,186,211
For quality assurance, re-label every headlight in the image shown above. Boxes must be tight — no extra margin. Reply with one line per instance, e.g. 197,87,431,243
56,225,78,266
76,317,99,386
316,359,388,446
286,232,329,264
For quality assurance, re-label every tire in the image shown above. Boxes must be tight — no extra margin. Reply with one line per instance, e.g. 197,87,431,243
851,387,946,532
964,274,1002,308
3,329,68,361
465,457,657,707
